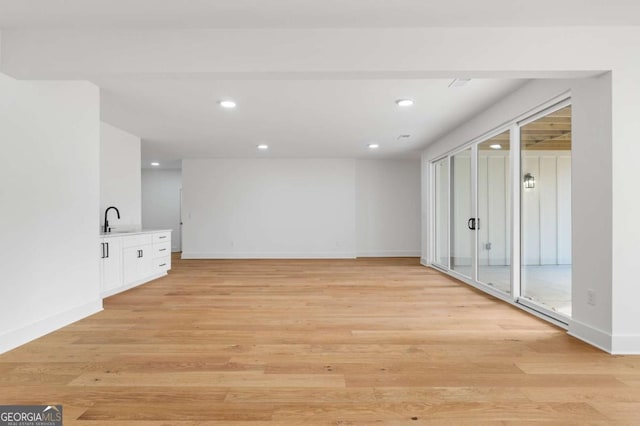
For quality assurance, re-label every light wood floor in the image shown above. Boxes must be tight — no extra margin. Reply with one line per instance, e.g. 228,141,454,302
2,256,640,425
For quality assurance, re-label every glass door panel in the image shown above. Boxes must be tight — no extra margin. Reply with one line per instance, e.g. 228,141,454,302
433,158,449,267
477,131,511,294
450,148,473,278
521,105,572,317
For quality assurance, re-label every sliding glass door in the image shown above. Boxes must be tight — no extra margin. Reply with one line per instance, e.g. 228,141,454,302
450,148,474,278
520,104,572,317
477,131,511,294
430,97,572,324
433,158,449,268
439,136,511,293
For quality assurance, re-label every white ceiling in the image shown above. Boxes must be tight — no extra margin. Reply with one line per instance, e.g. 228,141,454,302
0,1,627,166
0,0,638,28
97,77,526,165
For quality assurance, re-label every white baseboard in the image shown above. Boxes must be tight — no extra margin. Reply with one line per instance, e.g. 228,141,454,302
611,334,640,354
420,258,429,266
0,299,103,355
568,319,612,353
357,250,420,258
181,251,357,259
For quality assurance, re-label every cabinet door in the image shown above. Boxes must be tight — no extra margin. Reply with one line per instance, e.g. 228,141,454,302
101,237,123,293
123,246,142,285
123,244,154,285
138,245,154,279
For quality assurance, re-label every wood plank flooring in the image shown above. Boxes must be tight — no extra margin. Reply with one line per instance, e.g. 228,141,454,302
1,255,640,424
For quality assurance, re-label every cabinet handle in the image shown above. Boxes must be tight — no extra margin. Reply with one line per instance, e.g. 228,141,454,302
159,248,167,252
159,236,167,239
140,249,144,258
101,243,105,259
106,242,109,258
159,263,167,267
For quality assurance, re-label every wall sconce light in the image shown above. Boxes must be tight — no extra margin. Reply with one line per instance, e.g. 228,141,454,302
523,173,536,189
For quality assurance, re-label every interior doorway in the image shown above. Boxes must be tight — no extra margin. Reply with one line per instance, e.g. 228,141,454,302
141,168,183,252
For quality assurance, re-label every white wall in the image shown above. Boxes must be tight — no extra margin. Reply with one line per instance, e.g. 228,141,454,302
421,76,613,351
100,122,141,231
0,72,101,353
182,159,357,258
182,158,420,259
142,168,182,252
356,160,421,257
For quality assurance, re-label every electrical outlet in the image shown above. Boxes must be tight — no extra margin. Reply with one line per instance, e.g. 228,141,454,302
587,289,596,306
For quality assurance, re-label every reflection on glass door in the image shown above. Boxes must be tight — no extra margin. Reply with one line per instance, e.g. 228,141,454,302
521,105,572,317
450,148,473,278
477,131,511,294
433,158,449,267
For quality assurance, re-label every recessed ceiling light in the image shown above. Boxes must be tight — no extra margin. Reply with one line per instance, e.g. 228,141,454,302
150,162,160,166
490,144,502,150
397,134,411,140
368,143,380,149
257,144,269,150
218,100,237,108
395,99,414,107
449,78,472,88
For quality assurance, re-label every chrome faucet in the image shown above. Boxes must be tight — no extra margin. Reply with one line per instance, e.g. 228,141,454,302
103,206,120,233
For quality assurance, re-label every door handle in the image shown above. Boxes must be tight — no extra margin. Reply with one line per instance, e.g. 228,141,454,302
468,218,476,230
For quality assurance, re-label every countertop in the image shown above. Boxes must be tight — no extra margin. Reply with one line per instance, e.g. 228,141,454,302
99,229,172,237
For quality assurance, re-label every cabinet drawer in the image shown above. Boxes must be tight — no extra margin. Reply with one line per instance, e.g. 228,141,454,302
152,232,171,244
155,255,171,272
152,242,171,258
122,234,153,248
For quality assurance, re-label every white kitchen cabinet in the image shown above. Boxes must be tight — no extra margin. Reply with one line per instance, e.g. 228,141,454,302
100,230,171,298
152,234,172,274
123,245,153,286
121,233,153,287
99,236,123,294
152,231,171,244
